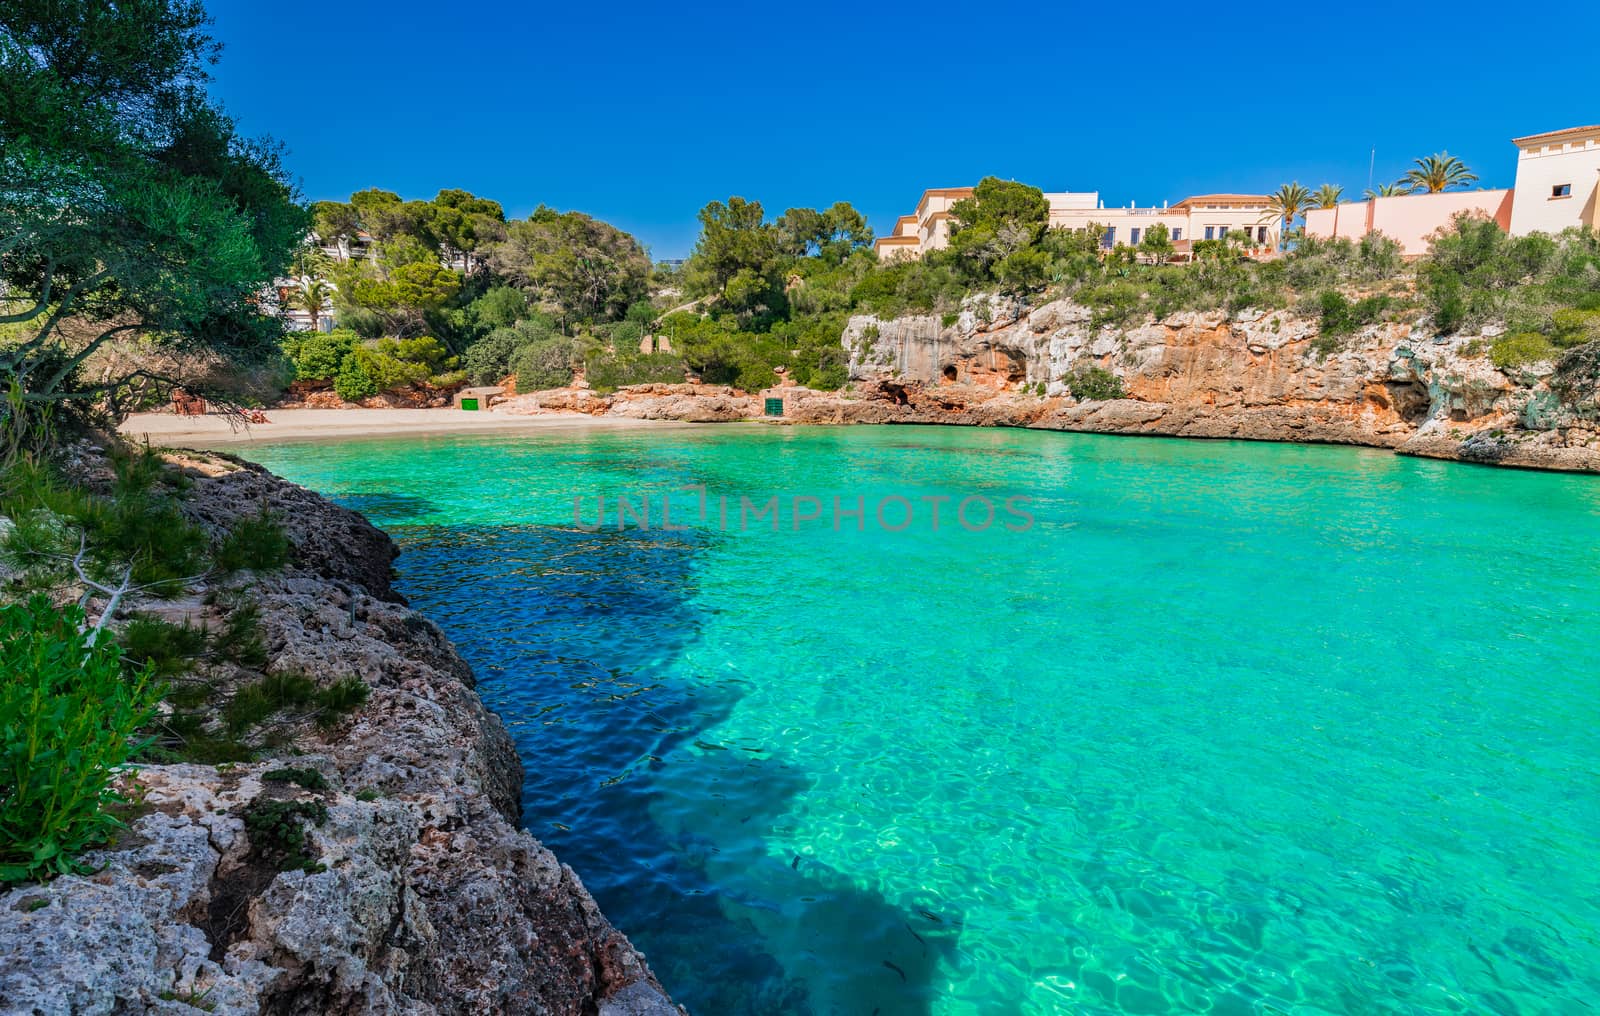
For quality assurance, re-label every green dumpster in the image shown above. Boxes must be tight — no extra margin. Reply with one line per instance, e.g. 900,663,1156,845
461,397,479,411
764,397,784,417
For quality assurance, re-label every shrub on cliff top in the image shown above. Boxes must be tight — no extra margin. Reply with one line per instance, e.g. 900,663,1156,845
1552,308,1600,349
1490,332,1559,371
0,597,162,883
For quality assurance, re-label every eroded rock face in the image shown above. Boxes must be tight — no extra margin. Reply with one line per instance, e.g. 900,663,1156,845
833,300,1600,473
0,463,680,1016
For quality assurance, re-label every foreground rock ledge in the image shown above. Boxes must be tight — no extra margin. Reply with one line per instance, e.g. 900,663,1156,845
0,457,680,1016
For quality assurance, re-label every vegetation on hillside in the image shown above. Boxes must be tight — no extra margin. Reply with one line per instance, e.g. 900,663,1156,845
308,169,1600,400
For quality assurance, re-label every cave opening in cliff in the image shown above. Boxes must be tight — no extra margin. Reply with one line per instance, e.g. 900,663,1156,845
1384,380,1432,423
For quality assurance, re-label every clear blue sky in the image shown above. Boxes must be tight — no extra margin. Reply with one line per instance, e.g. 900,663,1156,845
208,0,1599,259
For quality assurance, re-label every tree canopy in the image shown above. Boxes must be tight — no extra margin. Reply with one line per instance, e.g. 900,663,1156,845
1,0,307,447
947,177,1052,275
484,207,650,324
1404,153,1478,194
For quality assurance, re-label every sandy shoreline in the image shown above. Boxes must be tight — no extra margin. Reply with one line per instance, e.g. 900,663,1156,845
119,407,702,446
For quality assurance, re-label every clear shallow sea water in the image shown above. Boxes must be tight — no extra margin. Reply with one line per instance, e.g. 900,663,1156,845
242,425,1600,1015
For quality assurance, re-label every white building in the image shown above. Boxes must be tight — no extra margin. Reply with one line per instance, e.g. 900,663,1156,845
1508,125,1600,236
876,187,1276,261
1048,193,1276,254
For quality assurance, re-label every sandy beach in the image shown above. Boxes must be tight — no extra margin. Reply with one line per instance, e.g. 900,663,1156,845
119,407,697,447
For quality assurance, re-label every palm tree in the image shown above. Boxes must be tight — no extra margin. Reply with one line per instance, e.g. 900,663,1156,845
1312,184,1344,209
1263,182,1313,250
1403,153,1478,194
288,276,336,331
1363,182,1412,199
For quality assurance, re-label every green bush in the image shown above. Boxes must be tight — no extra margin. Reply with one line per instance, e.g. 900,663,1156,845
510,336,583,390
1552,308,1600,348
793,349,849,390
213,599,269,668
1490,332,1559,370
262,767,328,790
214,507,292,574
223,671,368,739
312,677,370,728
1078,281,1147,327
1063,366,1125,401
0,597,162,883
584,350,685,392
332,354,377,402
466,286,529,332
224,671,317,736
96,494,210,594
1311,291,1392,357
1420,216,1574,333
316,335,461,401
120,616,209,677
282,329,360,382
463,318,556,385
242,798,328,873
1,453,209,597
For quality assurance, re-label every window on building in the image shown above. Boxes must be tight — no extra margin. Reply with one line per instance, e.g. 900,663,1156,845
1101,226,1115,249
1130,227,1141,245
1257,226,1268,243
1553,183,1572,198
1204,226,1216,240
1171,228,1181,242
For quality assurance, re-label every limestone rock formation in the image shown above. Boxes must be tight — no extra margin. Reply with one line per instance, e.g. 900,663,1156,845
834,299,1600,472
0,457,680,1016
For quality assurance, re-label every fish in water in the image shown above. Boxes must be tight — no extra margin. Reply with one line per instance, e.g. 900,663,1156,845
882,960,907,982
915,909,943,924
791,855,801,870
904,923,926,950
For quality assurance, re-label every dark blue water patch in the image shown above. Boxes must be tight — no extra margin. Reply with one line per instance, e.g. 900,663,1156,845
389,523,958,1015
332,491,441,526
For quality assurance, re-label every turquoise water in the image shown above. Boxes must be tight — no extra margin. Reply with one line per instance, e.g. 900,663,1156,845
242,426,1600,1015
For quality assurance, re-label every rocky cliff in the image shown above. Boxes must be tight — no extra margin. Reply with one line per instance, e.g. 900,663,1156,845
0,455,679,1016
823,298,1600,472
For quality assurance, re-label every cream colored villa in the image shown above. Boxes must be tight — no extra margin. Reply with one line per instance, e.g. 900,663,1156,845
1304,123,1600,255
872,188,975,258
1506,125,1600,235
874,187,1276,260
1047,193,1275,255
